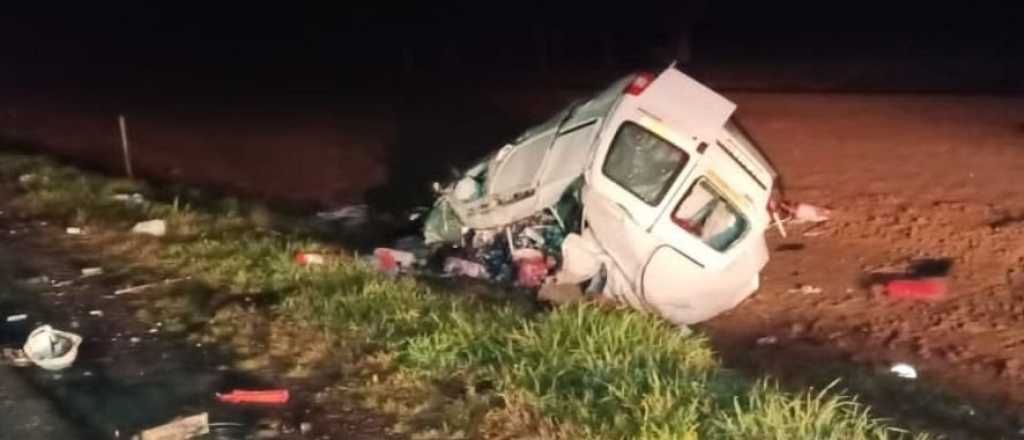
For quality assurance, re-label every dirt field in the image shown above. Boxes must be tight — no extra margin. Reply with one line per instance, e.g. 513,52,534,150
2,88,1024,433
712,93,1024,434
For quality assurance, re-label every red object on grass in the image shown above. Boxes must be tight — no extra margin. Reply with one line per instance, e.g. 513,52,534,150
374,248,398,272
217,389,290,404
517,257,548,288
886,278,947,300
294,252,325,266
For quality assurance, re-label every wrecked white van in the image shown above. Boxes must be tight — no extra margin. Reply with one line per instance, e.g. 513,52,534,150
423,66,778,325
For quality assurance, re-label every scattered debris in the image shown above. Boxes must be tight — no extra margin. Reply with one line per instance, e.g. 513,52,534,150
132,219,167,237
217,389,290,405
137,412,209,440
21,275,51,285
373,247,417,273
81,267,104,277
130,336,142,344
54,279,74,288
22,325,83,371
6,313,28,322
784,202,832,224
88,310,104,317
316,204,369,223
111,193,146,204
18,173,44,186
65,226,85,235
294,251,327,266
788,284,823,295
513,248,551,288
1,348,32,367
890,363,919,379
443,257,489,279
756,335,779,346
553,233,603,284
114,277,189,295
299,421,313,435
885,278,947,300
802,228,828,237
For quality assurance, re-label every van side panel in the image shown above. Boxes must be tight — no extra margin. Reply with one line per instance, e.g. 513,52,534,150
642,236,768,325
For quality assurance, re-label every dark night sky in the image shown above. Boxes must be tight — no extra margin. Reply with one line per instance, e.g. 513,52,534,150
0,2,1021,92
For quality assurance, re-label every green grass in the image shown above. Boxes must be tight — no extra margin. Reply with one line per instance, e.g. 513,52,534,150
0,151,928,439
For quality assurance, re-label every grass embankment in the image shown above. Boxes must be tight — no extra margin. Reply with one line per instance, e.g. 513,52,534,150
0,151,926,439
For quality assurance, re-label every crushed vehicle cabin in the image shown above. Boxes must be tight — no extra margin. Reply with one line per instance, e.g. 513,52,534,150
422,66,779,325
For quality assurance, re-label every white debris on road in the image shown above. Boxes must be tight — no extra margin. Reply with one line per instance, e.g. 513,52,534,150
22,325,83,371
81,267,104,277
132,219,167,237
890,363,918,379
6,314,28,323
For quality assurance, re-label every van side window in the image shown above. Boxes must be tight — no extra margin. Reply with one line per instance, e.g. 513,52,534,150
672,179,748,251
602,122,689,205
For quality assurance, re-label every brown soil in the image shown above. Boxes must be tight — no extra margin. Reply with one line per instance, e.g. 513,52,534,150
704,93,1024,435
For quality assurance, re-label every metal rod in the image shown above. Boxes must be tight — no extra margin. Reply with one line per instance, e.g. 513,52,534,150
118,115,133,178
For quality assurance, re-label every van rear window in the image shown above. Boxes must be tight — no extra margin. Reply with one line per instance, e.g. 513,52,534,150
672,179,749,251
602,122,689,206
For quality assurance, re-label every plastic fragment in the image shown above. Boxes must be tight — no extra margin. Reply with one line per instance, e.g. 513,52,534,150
81,267,104,277
22,325,82,371
138,412,209,440
316,204,368,222
132,219,167,237
787,284,823,295
22,275,50,285
786,202,831,223
443,257,489,279
111,193,146,204
216,389,290,405
516,255,549,288
886,278,947,300
890,363,918,379
115,277,189,295
373,248,416,273
294,251,326,266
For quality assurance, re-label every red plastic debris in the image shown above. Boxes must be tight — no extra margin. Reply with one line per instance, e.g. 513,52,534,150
295,251,326,266
374,248,398,272
517,258,548,288
216,389,290,404
373,248,416,274
885,278,947,300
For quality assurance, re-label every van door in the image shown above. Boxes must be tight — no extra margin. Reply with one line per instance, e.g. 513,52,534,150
639,165,764,324
582,116,703,296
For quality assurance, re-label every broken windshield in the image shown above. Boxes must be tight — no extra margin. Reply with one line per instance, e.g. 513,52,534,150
601,122,689,205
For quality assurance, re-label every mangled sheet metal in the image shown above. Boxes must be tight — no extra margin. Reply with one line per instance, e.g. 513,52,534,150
423,66,779,325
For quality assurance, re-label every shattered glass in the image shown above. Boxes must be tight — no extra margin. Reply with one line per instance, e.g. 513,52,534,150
602,122,688,205
672,179,748,251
